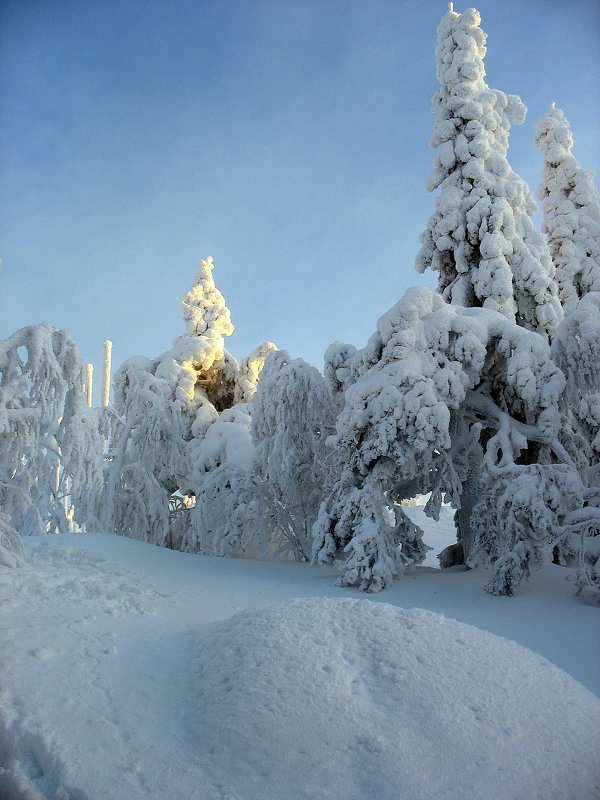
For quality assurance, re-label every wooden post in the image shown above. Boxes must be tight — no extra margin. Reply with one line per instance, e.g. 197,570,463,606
86,363,93,408
102,340,112,408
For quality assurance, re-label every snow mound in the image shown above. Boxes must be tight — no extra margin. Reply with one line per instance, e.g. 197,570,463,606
192,598,600,800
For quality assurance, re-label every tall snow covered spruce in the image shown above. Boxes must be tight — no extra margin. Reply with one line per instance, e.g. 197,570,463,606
534,103,600,315
104,257,279,551
534,106,600,595
414,4,572,585
105,257,238,545
416,6,561,336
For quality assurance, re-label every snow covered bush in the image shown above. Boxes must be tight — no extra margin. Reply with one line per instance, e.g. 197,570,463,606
564,507,600,599
0,324,104,536
108,462,171,546
252,351,336,561
416,5,561,336
470,464,585,596
535,103,600,314
0,513,25,568
313,286,570,593
182,406,270,557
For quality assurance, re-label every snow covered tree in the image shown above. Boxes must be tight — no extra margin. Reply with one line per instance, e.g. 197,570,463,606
252,351,336,561
156,256,238,415
313,286,574,593
104,257,239,544
549,292,600,596
534,103,600,315
104,257,281,548
0,324,104,536
311,7,600,596
181,406,270,557
533,105,600,595
416,5,561,336
103,356,184,545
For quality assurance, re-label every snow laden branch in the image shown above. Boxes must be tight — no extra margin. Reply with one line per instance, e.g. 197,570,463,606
463,390,573,471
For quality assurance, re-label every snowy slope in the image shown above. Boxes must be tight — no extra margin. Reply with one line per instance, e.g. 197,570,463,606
0,531,598,800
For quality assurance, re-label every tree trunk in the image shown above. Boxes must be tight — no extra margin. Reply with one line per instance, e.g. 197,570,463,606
456,492,474,563
455,441,483,563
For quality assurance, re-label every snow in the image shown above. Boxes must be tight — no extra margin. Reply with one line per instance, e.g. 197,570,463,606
1,527,599,800
193,600,599,800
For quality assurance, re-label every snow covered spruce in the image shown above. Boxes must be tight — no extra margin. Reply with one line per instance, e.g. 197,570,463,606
103,257,283,552
535,103,600,315
415,6,561,336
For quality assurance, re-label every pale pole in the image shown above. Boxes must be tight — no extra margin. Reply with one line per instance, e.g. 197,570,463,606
102,339,113,408
86,363,93,409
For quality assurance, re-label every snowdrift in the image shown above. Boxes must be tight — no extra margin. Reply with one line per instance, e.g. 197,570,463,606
192,598,600,800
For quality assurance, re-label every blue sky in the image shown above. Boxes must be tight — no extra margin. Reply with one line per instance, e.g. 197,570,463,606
1,0,599,404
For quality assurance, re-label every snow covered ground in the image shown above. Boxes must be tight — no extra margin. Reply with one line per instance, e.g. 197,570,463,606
1,512,599,800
